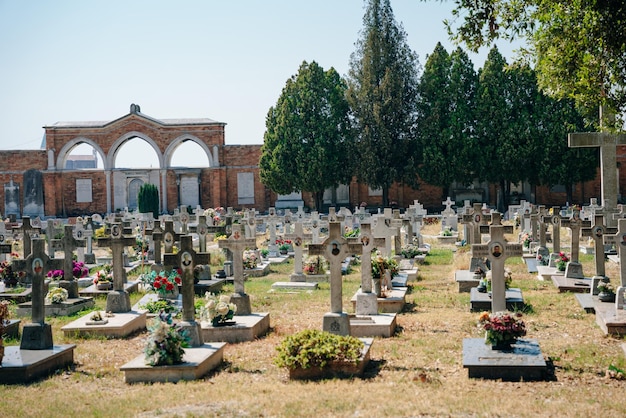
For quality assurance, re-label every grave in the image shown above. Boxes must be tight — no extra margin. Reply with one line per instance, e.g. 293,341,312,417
121,234,225,383
272,222,318,291
348,223,396,338
468,213,525,313
309,222,363,336
0,238,75,384
463,214,547,381
593,218,626,335
202,224,270,343
62,223,146,338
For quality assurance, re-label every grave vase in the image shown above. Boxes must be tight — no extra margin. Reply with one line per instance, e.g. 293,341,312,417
491,341,513,350
598,292,615,303
372,277,382,297
159,285,179,301
96,282,113,291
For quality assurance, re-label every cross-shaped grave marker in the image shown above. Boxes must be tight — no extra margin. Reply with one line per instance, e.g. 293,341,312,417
161,220,183,255
349,222,385,314
286,222,306,281
14,216,41,258
163,235,209,346
540,206,562,253
471,213,523,312
194,215,210,253
96,222,136,312
560,209,591,279
371,215,398,257
51,224,86,298
217,224,257,315
12,238,63,349
150,219,165,264
603,218,626,310
266,207,280,255
581,212,616,278
308,222,363,335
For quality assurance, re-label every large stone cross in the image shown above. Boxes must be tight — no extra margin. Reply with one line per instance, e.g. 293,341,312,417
218,224,257,315
308,222,363,335
286,222,305,281
162,220,183,254
471,213,522,312
371,216,397,257
14,216,41,258
13,238,62,349
194,215,210,253
52,224,86,298
582,213,616,278
569,122,626,213
348,222,385,315
163,235,209,346
96,222,136,312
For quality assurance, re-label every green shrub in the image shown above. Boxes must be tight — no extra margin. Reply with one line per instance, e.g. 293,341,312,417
138,183,159,217
274,329,364,370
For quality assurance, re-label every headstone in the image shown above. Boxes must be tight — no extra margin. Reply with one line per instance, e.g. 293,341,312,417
581,213,616,279
471,213,523,312
353,223,384,315
441,197,458,232
371,216,397,257
151,219,164,264
195,215,209,253
52,225,86,298
308,222,363,335
96,223,136,312
217,224,257,315
287,222,306,282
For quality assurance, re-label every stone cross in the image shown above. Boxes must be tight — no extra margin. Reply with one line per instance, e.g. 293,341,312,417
308,212,322,245
372,215,398,257
541,207,562,253
349,222,385,315
244,209,258,239
286,222,306,281
266,207,280,255
471,213,523,312
582,213,616,278
14,216,41,258
461,203,487,245
194,215,210,253
96,223,136,312
442,196,455,214
218,224,257,315
163,235,209,346
150,219,164,264
561,209,591,279
308,222,363,335
45,219,61,258
569,115,626,215
12,239,62,349
603,218,626,309
162,220,183,255
52,224,85,298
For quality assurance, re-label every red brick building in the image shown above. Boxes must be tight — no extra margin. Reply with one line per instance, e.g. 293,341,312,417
0,105,617,218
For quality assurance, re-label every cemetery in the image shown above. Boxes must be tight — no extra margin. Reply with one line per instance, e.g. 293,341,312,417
0,200,623,416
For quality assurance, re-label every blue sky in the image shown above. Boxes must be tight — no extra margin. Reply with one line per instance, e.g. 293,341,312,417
0,0,522,166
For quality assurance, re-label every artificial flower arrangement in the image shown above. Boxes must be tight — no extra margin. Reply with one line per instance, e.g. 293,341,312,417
46,269,64,281
556,252,569,271
343,226,360,238
441,227,453,237
276,238,292,252
481,268,513,292
597,280,615,295
521,231,532,248
478,311,526,347
144,311,190,366
371,253,399,279
200,292,237,326
45,287,69,304
72,260,88,279
141,269,182,297
243,249,258,269
0,259,25,287
303,256,326,275
400,244,423,259
93,264,114,285
203,206,225,226
536,253,549,266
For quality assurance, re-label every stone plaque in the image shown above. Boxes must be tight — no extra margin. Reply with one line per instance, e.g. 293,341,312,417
76,179,92,203
237,172,254,205
180,176,199,207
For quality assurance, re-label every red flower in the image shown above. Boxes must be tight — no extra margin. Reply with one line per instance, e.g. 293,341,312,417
153,280,162,289
165,282,174,291
175,277,181,285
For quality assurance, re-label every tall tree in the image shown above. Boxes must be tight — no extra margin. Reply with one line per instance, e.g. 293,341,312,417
346,0,421,207
259,61,354,211
443,0,626,128
417,44,478,197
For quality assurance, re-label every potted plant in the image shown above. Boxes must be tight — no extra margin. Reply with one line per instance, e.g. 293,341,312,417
260,248,269,259
93,264,114,290
0,300,11,364
200,292,237,327
597,280,616,302
478,311,526,350
274,329,367,380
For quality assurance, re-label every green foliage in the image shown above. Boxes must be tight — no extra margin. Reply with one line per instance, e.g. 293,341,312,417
139,299,179,315
274,329,364,370
260,60,354,210
137,183,159,217
346,0,421,206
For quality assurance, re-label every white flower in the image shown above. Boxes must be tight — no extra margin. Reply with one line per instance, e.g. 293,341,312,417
216,302,230,315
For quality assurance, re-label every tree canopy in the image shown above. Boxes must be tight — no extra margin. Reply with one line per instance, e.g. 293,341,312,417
259,60,354,210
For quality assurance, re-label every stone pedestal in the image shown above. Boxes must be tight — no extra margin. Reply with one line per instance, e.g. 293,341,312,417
349,313,396,338
323,312,351,336
469,288,525,312
230,293,251,316
106,290,131,313
20,323,53,350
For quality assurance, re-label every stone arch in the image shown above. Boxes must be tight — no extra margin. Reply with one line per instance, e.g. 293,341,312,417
55,137,107,170
164,134,214,167
108,131,164,169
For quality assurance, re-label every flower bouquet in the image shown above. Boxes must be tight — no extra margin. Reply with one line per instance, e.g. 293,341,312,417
72,260,88,279
482,268,513,292
304,256,326,275
597,280,615,295
521,231,532,248
556,252,569,271
0,259,25,287
200,292,237,326
141,269,182,298
46,269,64,281
93,264,114,290
478,311,526,349
144,311,190,366
45,287,69,304
243,249,258,269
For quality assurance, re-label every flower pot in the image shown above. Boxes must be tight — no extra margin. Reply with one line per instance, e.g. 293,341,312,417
159,285,179,300
96,282,112,291
372,278,382,297
280,250,288,255
491,341,514,350
598,292,615,303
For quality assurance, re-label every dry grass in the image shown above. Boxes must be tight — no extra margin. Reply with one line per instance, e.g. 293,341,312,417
1,223,626,418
